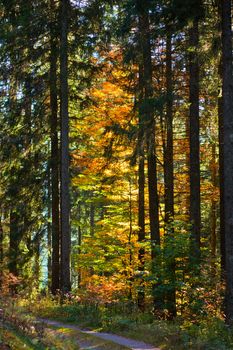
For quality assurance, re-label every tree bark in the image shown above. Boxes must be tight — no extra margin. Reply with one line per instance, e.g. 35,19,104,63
137,0,161,311
138,3,160,249
164,31,176,318
221,0,233,324
189,17,201,263
77,202,82,287
47,165,52,289
60,0,71,293
164,32,174,227
50,0,60,294
210,143,217,274
138,64,146,311
9,210,20,278
34,240,40,291
218,58,226,275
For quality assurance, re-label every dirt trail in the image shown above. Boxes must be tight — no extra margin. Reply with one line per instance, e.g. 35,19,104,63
39,318,161,350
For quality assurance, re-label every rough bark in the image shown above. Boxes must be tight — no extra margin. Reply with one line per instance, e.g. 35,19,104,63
47,165,52,289
34,240,40,290
138,64,145,311
138,3,160,250
137,0,161,311
221,0,233,324
210,144,217,274
218,59,226,275
164,31,176,318
164,32,174,226
128,178,133,300
189,17,201,263
50,0,60,294
60,0,71,292
9,210,20,278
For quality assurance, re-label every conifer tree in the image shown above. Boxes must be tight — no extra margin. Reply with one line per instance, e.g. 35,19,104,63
60,0,71,292
221,0,233,324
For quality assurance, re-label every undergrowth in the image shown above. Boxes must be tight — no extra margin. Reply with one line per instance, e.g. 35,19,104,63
16,296,233,350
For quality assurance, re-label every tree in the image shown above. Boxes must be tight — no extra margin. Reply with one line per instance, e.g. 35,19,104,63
221,0,233,324
60,0,71,293
137,0,161,311
50,0,60,294
137,63,146,311
164,28,176,318
188,8,201,264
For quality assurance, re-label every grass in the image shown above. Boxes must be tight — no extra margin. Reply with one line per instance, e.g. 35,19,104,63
48,326,130,350
17,297,233,349
0,323,45,350
0,322,82,350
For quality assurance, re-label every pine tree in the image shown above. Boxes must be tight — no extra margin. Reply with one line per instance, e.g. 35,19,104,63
188,9,201,265
60,0,71,293
50,0,60,294
221,0,233,324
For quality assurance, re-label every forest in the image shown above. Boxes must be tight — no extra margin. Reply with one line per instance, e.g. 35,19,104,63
1,0,233,349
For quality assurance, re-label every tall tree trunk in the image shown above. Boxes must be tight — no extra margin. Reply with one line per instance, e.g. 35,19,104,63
221,0,233,324
164,31,174,226
34,240,40,291
189,17,201,263
210,144,217,274
218,58,226,275
185,114,190,220
77,202,82,288
8,58,19,286
47,165,52,289
50,0,60,294
138,0,161,311
128,178,133,300
164,31,176,318
60,0,71,292
137,64,145,311
9,210,19,279
138,3,160,249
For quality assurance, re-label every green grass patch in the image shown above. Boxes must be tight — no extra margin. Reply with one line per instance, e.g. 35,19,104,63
0,323,45,350
48,326,130,350
20,298,233,350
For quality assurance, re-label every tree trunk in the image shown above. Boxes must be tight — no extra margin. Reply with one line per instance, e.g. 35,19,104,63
218,58,226,275
164,31,176,318
47,165,52,289
34,240,40,291
50,0,60,294
210,144,217,274
77,202,82,287
138,3,160,249
60,0,71,293
189,17,201,263
221,0,233,324
128,178,133,300
9,210,19,278
137,64,145,311
164,31,174,226
138,0,161,311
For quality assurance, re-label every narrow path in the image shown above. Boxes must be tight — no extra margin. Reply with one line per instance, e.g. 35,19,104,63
39,318,161,350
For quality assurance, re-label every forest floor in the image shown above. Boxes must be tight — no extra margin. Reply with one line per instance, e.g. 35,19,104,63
39,317,160,350
0,317,160,350
2,298,233,349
